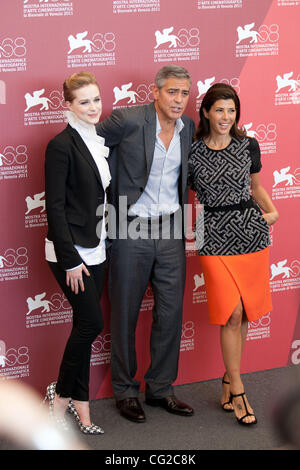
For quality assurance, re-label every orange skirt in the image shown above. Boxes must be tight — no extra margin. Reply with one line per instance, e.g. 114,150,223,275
199,247,272,325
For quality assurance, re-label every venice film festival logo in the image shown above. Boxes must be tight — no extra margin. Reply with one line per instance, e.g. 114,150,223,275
235,22,279,58
0,36,26,73
0,247,29,282
270,259,300,293
24,190,48,229
180,321,196,353
0,145,28,181
198,0,242,10
24,88,68,126
275,71,300,105
23,0,74,19
140,285,154,312
195,76,240,111
0,340,30,379
247,313,272,342
192,272,207,305
91,332,111,367
278,0,300,6
112,0,160,14
112,82,154,109
25,291,73,329
242,122,277,156
271,166,300,200
66,30,116,68
153,26,200,63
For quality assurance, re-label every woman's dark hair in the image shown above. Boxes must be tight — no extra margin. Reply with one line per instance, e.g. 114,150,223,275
195,83,246,140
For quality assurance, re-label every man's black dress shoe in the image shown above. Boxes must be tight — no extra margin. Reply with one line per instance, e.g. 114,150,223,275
116,397,146,423
145,395,194,416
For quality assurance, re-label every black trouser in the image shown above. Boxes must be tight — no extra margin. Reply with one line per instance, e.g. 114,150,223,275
48,261,106,401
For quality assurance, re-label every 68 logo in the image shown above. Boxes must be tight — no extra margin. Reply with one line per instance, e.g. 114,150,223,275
249,313,271,329
0,37,26,58
0,247,28,268
67,31,116,55
0,145,28,166
24,89,68,113
92,333,111,354
0,340,30,369
154,26,200,49
256,24,279,43
244,123,277,142
181,321,195,339
112,82,155,107
236,23,279,45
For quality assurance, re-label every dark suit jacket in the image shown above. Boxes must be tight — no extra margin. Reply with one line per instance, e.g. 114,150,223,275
45,124,105,270
96,102,195,215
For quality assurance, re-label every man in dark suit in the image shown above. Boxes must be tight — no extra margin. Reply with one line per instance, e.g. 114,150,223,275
97,65,195,422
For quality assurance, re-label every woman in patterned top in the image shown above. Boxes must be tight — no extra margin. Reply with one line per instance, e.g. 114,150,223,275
189,83,278,425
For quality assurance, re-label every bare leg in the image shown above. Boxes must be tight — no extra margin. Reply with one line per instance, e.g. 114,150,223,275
241,308,249,349
221,372,233,411
220,300,256,424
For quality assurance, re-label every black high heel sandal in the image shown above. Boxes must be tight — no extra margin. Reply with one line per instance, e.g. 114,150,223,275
230,392,257,426
221,375,234,412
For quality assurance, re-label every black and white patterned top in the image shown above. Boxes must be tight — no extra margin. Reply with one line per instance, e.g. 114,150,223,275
188,137,270,255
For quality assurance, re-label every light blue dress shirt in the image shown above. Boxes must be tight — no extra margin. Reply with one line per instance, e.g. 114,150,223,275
129,114,184,217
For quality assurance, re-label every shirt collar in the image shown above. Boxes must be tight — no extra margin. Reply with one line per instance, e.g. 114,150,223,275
65,110,109,157
155,113,184,136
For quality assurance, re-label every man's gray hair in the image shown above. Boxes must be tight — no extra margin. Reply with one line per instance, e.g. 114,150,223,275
155,65,192,89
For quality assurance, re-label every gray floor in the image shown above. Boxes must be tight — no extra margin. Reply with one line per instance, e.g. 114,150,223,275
1,365,299,452
74,365,300,451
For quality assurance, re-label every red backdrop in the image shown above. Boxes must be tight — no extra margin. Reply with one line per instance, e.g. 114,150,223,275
0,0,299,399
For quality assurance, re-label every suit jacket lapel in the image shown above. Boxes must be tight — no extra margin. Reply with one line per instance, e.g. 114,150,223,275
67,125,102,185
143,103,156,176
180,126,188,196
